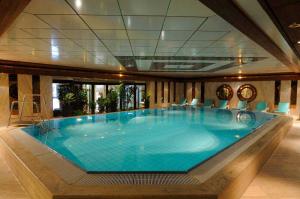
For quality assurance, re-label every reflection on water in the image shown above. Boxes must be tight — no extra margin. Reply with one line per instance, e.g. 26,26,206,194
22,107,276,172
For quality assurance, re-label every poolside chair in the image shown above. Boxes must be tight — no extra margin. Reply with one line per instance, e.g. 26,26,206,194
217,100,228,109
255,101,268,112
171,98,187,106
202,99,213,108
187,98,199,106
236,100,247,110
274,102,290,115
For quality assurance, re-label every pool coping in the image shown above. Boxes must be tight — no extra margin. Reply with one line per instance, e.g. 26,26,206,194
0,115,293,199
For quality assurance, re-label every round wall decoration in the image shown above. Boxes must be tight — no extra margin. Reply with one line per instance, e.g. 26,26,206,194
216,84,233,100
237,84,257,102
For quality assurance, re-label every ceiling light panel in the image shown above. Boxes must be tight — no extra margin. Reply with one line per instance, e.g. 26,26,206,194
127,31,160,40
199,15,233,31
3,28,35,39
67,0,120,15
168,0,215,17
24,0,75,14
130,40,157,47
94,30,128,40
124,16,164,30
37,15,88,29
157,40,186,48
160,31,194,41
119,0,170,15
22,28,66,39
82,16,124,29
190,31,228,40
184,40,214,48
163,17,205,31
59,29,97,40
12,13,50,29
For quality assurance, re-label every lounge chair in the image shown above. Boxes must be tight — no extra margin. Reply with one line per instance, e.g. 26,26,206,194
217,100,228,109
187,98,199,106
236,100,247,110
274,102,290,114
255,101,268,112
202,99,213,108
171,98,187,106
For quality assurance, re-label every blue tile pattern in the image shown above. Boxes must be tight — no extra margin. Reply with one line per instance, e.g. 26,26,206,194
23,107,276,173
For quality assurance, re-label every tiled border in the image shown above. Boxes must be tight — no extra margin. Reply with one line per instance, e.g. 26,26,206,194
0,116,293,199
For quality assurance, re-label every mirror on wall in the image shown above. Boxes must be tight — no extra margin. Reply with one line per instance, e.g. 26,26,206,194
237,84,257,102
216,84,233,100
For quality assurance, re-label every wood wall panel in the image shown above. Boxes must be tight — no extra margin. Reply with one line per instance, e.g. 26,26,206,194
0,73,9,126
195,82,201,99
280,80,291,103
40,76,53,118
186,82,193,103
205,81,275,110
17,74,32,119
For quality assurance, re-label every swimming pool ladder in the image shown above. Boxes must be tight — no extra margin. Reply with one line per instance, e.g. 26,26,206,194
7,94,51,131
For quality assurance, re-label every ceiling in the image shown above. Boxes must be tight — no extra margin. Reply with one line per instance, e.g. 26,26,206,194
0,0,295,77
258,0,300,59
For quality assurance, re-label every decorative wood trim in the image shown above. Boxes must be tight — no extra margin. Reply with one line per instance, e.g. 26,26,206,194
0,0,31,36
198,0,299,72
0,60,175,81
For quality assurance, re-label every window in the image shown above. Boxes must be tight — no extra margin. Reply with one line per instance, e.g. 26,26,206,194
192,82,195,99
32,75,40,113
184,82,187,98
201,82,205,103
168,82,170,103
173,82,176,102
274,80,281,105
161,81,164,103
52,83,60,110
154,81,157,104
9,74,18,114
290,80,298,105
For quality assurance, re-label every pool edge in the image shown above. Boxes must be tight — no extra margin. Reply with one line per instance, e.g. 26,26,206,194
0,116,293,199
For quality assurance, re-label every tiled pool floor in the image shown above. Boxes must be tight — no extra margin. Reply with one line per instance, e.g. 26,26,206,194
0,121,299,199
241,121,300,199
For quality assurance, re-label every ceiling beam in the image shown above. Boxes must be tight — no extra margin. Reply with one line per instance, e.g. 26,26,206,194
198,0,299,72
1,59,299,82
0,0,31,36
0,60,175,81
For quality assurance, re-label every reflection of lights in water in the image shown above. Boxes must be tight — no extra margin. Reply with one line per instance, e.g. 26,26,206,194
235,135,241,139
128,112,133,115
77,118,82,122
84,134,87,137
87,116,92,120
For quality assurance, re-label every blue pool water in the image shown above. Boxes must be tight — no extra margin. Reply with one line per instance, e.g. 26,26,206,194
23,107,276,173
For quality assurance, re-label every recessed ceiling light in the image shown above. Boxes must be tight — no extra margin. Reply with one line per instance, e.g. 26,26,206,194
288,22,300,29
297,41,300,44
75,0,82,9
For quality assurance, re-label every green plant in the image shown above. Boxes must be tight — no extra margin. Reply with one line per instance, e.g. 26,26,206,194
144,93,151,108
63,93,75,104
58,83,88,116
97,97,107,113
118,83,126,110
89,101,96,114
106,89,118,112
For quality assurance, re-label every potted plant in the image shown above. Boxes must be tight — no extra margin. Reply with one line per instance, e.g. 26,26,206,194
97,97,107,113
144,93,151,109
